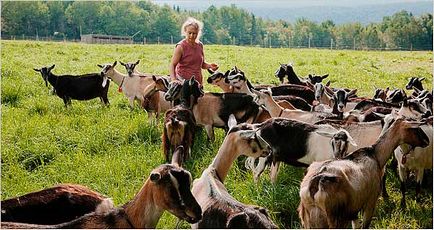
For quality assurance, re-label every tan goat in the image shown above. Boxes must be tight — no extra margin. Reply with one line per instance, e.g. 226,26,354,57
191,115,277,228
298,117,429,228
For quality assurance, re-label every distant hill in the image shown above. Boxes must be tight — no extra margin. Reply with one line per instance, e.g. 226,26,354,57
154,0,432,24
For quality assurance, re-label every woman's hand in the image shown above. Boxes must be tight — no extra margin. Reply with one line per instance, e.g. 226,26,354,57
209,63,219,71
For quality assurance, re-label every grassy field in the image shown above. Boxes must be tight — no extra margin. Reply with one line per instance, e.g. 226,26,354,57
1,40,432,228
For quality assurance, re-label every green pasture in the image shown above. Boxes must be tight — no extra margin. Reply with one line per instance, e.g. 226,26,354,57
1,40,432,228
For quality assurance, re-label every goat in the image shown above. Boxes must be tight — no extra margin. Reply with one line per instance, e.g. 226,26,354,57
386,88,407,104
206,70,234,93
98,61,171,119
1,184,112,225
162,104,196,164
406,77,425,97
373,86,390,102
246,126,356,183
191,116,277,228
33,65,110,107
298,117,429,228
252,88,338,124
245,117,357,181
223,67,312,111
1,164,202,229
165,78,268,141
274,63,328,85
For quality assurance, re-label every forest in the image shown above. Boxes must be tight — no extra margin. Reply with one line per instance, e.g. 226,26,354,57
1,0,432,50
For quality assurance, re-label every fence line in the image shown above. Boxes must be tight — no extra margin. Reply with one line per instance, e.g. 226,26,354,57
1,35,432,51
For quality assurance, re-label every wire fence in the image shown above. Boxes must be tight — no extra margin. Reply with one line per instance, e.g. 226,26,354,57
2,35,432,51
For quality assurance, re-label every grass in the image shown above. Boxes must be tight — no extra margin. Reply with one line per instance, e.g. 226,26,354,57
1,40,432,228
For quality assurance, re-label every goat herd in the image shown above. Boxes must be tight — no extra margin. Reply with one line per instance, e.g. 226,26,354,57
1,61,432,229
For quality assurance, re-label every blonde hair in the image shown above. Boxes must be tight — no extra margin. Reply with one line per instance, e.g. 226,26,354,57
181,17,203,42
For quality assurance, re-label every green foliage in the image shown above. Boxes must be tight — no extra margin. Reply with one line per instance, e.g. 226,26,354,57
1,40,432,228
1,1,432,50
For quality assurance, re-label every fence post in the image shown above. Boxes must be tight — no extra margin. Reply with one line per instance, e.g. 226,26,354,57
143,37,146,44
353,38,356,50
158,36,160,45
308,35,311,48
330,38,333,50
171,35,173,44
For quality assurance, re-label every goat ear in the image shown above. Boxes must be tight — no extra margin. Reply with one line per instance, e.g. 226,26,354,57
308,74,313,80
385,87,389,92
226,212,249,228
322,74,329,79
224,70,230,77
97,64,104,68
48,64,55,71
135,60,140,65
119,61,126,66
324,86,334,97
348,89,357,98
189,77,195,86
228,114,237,130
315,131,334,138
341,129,358,147
113,61,117,67
150,172,161,182
207,68,214,74
33,68,41,72
419,77,425,82
325,80,331,87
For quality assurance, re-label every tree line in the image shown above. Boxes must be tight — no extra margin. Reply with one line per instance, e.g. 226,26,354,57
1,1,432,50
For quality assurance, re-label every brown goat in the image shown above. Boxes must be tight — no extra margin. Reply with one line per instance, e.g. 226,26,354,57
1,164,202,229
298,117,429,228
1,184,111,225
162,105,196,164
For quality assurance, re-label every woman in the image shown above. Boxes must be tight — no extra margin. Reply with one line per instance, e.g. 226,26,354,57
170,17,219,85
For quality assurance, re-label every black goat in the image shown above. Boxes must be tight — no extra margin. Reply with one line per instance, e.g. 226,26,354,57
34,65,110,106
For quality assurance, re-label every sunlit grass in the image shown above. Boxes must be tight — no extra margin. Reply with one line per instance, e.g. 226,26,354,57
1,40,432,228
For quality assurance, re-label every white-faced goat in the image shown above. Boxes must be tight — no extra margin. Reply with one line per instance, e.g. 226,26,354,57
33,65,110,107
298,117,429,228
98,61,171,119
191,116,277,228
1,164,202,229
1,184,112,225
162,104,196,164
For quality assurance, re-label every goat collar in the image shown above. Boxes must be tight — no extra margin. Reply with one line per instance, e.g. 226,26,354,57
118,76,126,92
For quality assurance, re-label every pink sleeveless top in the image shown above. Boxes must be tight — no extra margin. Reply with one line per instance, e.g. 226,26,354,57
175,39,204,85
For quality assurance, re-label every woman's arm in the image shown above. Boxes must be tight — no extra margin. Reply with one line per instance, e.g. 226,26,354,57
170,45,183,81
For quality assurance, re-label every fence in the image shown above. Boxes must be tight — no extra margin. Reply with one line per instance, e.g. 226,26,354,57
1,35,432,51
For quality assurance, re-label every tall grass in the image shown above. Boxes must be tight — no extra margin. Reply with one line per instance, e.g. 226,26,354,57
1,40,432,228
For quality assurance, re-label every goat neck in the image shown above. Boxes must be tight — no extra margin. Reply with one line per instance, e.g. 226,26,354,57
372,120,427,169
262,94,286,117
210,133,242,182
106,68,127,86
123,179,164,228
